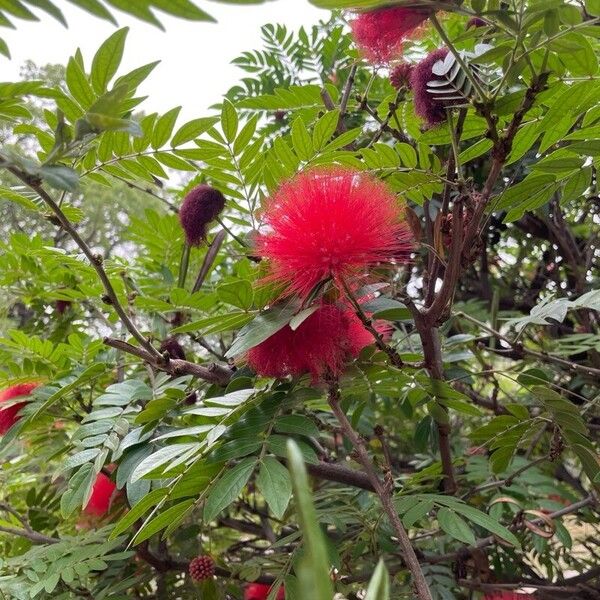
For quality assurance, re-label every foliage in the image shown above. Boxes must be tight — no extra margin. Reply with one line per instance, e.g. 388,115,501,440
1,1,600,599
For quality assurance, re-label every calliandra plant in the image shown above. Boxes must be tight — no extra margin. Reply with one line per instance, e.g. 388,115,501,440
0,2,599,600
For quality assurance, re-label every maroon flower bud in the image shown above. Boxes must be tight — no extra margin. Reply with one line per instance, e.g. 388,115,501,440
189,555,215,581
179,185,226,246
159,337,186,361
55,300,72,315
410,48,451,126
467,17,486,29
390,62,414,90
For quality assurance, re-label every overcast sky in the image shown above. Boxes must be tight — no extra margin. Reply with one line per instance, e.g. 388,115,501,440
0,1,329,120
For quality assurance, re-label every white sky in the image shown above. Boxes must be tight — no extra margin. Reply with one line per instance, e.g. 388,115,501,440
0,1,329,120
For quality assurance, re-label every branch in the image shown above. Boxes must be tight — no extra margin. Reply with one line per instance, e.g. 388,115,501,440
327,382,433,600
7,166,162,361
103,337,232,386
0,524,59,545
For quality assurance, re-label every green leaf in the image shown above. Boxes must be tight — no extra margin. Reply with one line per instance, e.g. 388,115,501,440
274,415,320,438
91,27,129,94
287,440,334,600
171,117,219,146
133,499,195,544
66,56,95,109
364,559,390,600
313,109,339,151
152,107,181,149
110,488,168,538
39,165,80,192
203,457,256,521
438,507,476,544
0,186,39,211
256,457,292,519
452,504,521,547
221,99,238,144
60,463,95,517
151,0,214,21
225,305,295,358
217,280,254,310
291,117,313,161
65,0,118,24
131,443,200,482
586,0,600,16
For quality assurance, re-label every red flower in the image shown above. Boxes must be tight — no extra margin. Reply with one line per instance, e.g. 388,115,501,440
83,472,117,516
179,184,226,246
350,6,429,63
247,304,374,381
257,167,412,299
484,593,531,600
410,48,451,126
0,382,37,435
244,583,285,600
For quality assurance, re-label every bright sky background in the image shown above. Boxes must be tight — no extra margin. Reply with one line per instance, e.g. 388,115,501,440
0,1,329,120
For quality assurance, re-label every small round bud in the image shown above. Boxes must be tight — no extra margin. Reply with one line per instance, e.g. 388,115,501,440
179,185,226,246
390,62,413,90
159,337,186,361
189,555,215,581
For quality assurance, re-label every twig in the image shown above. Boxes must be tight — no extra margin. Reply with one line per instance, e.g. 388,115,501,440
327,381,433,600
103,337,231,386
7,166,161,360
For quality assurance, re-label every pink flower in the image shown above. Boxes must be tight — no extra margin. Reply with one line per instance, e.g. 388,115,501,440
256,167,412,300
350,6,429,64
247,304,374,381
410,47,451,126
0,382,38,434
179,184,226,246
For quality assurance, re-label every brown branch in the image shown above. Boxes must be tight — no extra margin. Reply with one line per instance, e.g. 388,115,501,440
0,524,59,545
462,72,550,256
327,382,433,600
103,337,232,386
8,165,161,360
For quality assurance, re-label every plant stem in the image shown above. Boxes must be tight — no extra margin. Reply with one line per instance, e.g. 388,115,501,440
8,166,161,360
327,382,433,600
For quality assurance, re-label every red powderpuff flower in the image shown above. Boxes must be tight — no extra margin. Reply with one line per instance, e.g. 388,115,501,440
0,382,38,435
411,47,451,126
244,583,285,600
484,593,531,600
179,184,226,246
247,304,374,381
350,6,429,64
83,472,117,516
257,167,412,300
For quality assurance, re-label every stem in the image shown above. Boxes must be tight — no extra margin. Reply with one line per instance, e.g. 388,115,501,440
341,278,404,368
103,337,231,386
178,243,191,289
327,383,433,600
7,166,161,360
